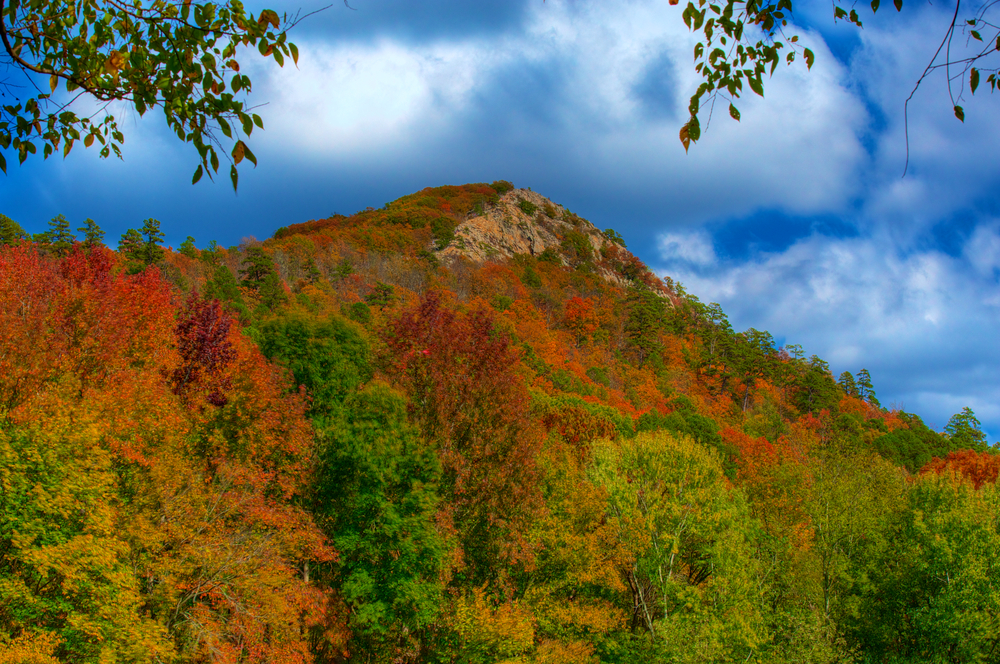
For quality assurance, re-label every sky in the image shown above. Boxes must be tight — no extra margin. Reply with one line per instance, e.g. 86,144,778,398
2,0,999,441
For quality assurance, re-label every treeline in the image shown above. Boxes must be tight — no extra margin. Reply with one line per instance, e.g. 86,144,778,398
2,184,998,663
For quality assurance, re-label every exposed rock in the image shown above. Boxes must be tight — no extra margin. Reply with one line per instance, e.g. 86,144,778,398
438,188,636,286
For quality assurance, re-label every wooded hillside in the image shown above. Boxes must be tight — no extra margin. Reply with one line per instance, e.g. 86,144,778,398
2,183,997,663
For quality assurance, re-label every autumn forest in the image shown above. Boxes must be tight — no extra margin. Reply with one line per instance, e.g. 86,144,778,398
1,182,998,664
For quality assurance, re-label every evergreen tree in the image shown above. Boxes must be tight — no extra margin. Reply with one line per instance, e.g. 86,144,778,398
856,368,879,406
139,218,165,265
118,228,143,257
945,407,989,452
77,218,105,250
838,371,858,397
204,264,250,321
0,214,28,246
179,236,198,259
239,247,275,289
364,282,395,310
44,214,76,256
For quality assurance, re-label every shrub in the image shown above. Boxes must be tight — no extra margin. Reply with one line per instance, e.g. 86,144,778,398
518,200,538,216
490,180,514,195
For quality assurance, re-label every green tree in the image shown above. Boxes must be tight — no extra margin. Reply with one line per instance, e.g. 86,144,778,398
179,236,198,259
312,382,446,658
849,474,1000,662
837,371,857,397
855,368,877,406
40,214,75,256
258,314,372,418
117,228,143,258
77,218,105,250
624,288,667,366
139,218,165,265
239,246,274,288
945,406,989,452
203,263,250,321
0,0,299,188
588,431,766,662
0,213,28,245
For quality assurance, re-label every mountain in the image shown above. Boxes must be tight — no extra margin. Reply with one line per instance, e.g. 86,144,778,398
1,182,997,664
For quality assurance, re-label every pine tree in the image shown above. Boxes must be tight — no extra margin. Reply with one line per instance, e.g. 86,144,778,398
0,214,28,246
179,236,198,259
838,371,858,397
856,368,878,406
44,214,76,256
77,218,105,250
139,218,165,265
118,228,143,257
945,407,988,452
239,247,275,289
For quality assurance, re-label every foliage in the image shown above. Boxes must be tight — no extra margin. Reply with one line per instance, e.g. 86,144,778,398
312,382,446,658
677,1,999,151
0,0,297,187
4,183,998,663
0,213,28,245
589,431,766,662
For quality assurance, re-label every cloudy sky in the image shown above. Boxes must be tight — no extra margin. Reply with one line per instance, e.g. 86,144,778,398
3,0,998,441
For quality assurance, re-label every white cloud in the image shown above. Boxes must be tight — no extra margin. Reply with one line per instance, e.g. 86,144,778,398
247,0,869,222
654,226,1000,440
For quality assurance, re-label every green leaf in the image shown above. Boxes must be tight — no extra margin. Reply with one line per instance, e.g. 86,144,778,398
230,164,239,192
729,103,740,121
748,76,764,97
893,0,902,10
871,0,880,11
252,114,264,129
243,143,257,167
971,30,982,41
803,48,815,69
273,49,284,67
971,68,980,94
192,164,204,184
0,151,6,174
954,105,965,122
289,43,299,66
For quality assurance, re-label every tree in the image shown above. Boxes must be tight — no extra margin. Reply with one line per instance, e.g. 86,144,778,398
945,406,989,452
0,0,302,189
0,212,28,245
239,246,275,288
676,1,998,154
41,213,75,256
836,371,857,398
139,218,165,265
178,235,198,259
117,228,143,257
77,218,105,250
588,431,766,661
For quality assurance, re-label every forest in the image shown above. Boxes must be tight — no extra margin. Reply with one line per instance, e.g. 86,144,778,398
1,182,998,664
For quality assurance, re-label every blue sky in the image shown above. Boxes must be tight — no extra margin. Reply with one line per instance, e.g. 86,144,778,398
2,0,999,441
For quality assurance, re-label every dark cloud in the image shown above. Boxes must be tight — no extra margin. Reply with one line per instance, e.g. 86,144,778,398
631,50,678,121
286,0,533,43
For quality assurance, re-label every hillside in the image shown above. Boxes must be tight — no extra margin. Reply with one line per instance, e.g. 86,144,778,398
1,182,998,664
